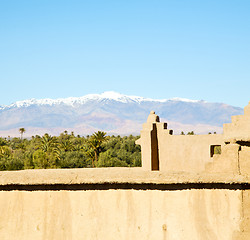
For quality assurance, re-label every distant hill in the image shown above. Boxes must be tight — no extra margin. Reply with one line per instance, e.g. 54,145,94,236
0,91,243,137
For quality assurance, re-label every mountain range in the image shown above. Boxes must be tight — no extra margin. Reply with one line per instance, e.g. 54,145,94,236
0,91,243,137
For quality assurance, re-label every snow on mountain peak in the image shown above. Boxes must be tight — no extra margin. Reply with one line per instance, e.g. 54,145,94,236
82,91,132,103
170,97,201,103
2,91,201,109
100,91,124,99
85,91,168,103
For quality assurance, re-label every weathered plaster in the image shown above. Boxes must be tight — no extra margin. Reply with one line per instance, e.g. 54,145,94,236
0,188,244,240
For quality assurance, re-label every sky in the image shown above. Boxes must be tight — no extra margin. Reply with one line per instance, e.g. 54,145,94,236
0,0,249,107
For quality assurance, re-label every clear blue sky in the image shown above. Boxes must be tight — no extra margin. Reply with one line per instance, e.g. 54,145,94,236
0,0,249,107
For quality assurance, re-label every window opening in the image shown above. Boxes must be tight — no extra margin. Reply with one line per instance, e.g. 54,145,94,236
210,145,221,157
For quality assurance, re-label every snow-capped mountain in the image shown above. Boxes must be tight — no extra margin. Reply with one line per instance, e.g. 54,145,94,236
3,91,198,109
0,91,243,137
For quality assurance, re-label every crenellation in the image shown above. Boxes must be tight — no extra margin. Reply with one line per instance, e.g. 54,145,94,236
136,101,250,178
147,110,160,123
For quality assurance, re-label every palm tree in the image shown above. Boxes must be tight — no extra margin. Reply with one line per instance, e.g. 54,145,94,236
60,139,74,152
88,138,99,167
40,133,56,153
0,145,11,158
88,131,107,167
19,128,26,140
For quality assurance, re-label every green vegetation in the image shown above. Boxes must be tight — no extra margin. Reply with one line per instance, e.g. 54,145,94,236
0,132,141,171
19,128,26,140
180,131,195,135
213,145,221,155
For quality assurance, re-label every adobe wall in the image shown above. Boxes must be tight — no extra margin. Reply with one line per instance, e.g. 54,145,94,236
0,168,249,240
136,112,225,173
157,133,224,172
136,102,250,176
0,189,244,240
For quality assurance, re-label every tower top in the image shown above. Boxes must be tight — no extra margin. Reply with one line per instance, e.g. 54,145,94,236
147,111,160,123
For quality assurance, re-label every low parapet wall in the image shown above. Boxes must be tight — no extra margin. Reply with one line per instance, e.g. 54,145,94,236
0,168,249,240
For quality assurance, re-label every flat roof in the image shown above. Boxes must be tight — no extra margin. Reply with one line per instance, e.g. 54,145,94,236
0,167,249,186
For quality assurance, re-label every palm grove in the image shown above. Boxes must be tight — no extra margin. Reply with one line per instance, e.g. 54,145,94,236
0,129,141,171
